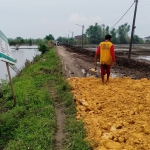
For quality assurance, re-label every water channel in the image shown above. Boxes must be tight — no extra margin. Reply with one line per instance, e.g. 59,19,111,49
0,46,40,80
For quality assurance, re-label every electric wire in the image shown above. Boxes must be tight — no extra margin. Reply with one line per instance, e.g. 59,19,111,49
110,2,135,30
139,3,150,8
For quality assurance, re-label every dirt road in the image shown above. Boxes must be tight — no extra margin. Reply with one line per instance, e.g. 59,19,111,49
56,46,95,77
56,46,150,79
55,46,150,150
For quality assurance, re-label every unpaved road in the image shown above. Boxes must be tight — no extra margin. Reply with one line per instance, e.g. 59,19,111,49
56,46,94,77
55,46,150,150
56,46,150,80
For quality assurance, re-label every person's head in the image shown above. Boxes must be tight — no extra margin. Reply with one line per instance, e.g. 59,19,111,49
105,34,112,41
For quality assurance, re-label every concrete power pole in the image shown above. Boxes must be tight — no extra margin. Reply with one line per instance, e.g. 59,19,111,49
69,31,74,38
82,25,84,50
128,0,138,60
69,31,74,45
76,24,84,50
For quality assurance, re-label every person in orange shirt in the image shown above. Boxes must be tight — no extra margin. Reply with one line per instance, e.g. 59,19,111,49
94,34,116,84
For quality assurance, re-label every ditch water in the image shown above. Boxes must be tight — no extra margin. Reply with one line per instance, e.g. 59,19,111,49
0,46,40,80
137,56,150,61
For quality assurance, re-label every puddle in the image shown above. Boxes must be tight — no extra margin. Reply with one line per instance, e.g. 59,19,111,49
81,69,86,75
111,73,118,78
82,68,99,77
137,56,150,61
86,73,91,77
115,49,129,51
138,46,150,49
69,71,74,74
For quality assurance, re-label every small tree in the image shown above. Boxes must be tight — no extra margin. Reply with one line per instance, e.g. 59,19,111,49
44,34,55,41
133,35,144,44
8,37,25,50
47,40,54,49
38,42,49,54
27,38,33,46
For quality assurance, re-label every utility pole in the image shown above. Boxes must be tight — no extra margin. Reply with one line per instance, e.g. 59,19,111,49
128,0,138,60
69,31,74,45
133,26,136,48
69,30,74,38
68,35,69,45
65,34,69,45
82,25,84,50
75,24,84,50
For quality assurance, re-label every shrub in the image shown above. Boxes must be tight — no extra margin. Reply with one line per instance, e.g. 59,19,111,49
38,42,49,54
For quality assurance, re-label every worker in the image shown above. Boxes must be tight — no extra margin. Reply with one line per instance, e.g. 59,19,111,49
94,34,116,84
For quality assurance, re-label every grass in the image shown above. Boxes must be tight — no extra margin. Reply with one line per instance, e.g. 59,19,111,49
0,48,91,150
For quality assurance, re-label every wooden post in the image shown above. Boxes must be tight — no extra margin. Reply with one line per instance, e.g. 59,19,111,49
6,62,16,106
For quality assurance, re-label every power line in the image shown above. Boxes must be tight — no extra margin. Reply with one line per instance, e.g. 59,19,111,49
110,2,135,30
139,3,150,8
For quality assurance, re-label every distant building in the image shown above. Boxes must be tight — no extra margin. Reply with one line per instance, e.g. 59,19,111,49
74,35,82,41
74,34,86,42
143,36,150,42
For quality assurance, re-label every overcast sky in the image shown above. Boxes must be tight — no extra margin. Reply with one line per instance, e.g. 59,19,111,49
0,0,149,39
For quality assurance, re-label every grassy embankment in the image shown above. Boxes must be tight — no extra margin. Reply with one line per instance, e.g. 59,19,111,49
0,47,91,150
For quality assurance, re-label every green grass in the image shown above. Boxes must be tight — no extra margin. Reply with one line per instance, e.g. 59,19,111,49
0,48,91,150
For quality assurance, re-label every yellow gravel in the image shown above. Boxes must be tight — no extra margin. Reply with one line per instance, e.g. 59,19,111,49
67,76,150,150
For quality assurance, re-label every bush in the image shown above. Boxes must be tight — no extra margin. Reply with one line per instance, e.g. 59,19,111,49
38,42,49,54
47,40,54,49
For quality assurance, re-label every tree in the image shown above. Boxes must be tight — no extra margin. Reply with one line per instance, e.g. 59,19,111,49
110,28,118,44
9,40,16,46
44,34,55,41
57,36,66,43
117,23,130,44
101,24,105,40
133,35,144,44
86,23,103,44
38,42,49,54
57,36,63,42
27,38,33,46
105,26,110,35
34,38,43,45
8,37,25,50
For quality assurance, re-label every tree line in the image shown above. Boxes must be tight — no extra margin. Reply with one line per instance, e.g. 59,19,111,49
8,22,146,49
57,22,145,45
8,34,55,50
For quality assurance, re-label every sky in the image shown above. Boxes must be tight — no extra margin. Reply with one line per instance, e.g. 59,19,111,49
0,0,150,39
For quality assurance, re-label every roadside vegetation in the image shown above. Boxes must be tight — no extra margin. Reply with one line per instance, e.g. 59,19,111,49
0,44,91,149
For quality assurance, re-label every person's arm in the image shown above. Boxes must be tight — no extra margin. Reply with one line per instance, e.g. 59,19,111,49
110,44,116,65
